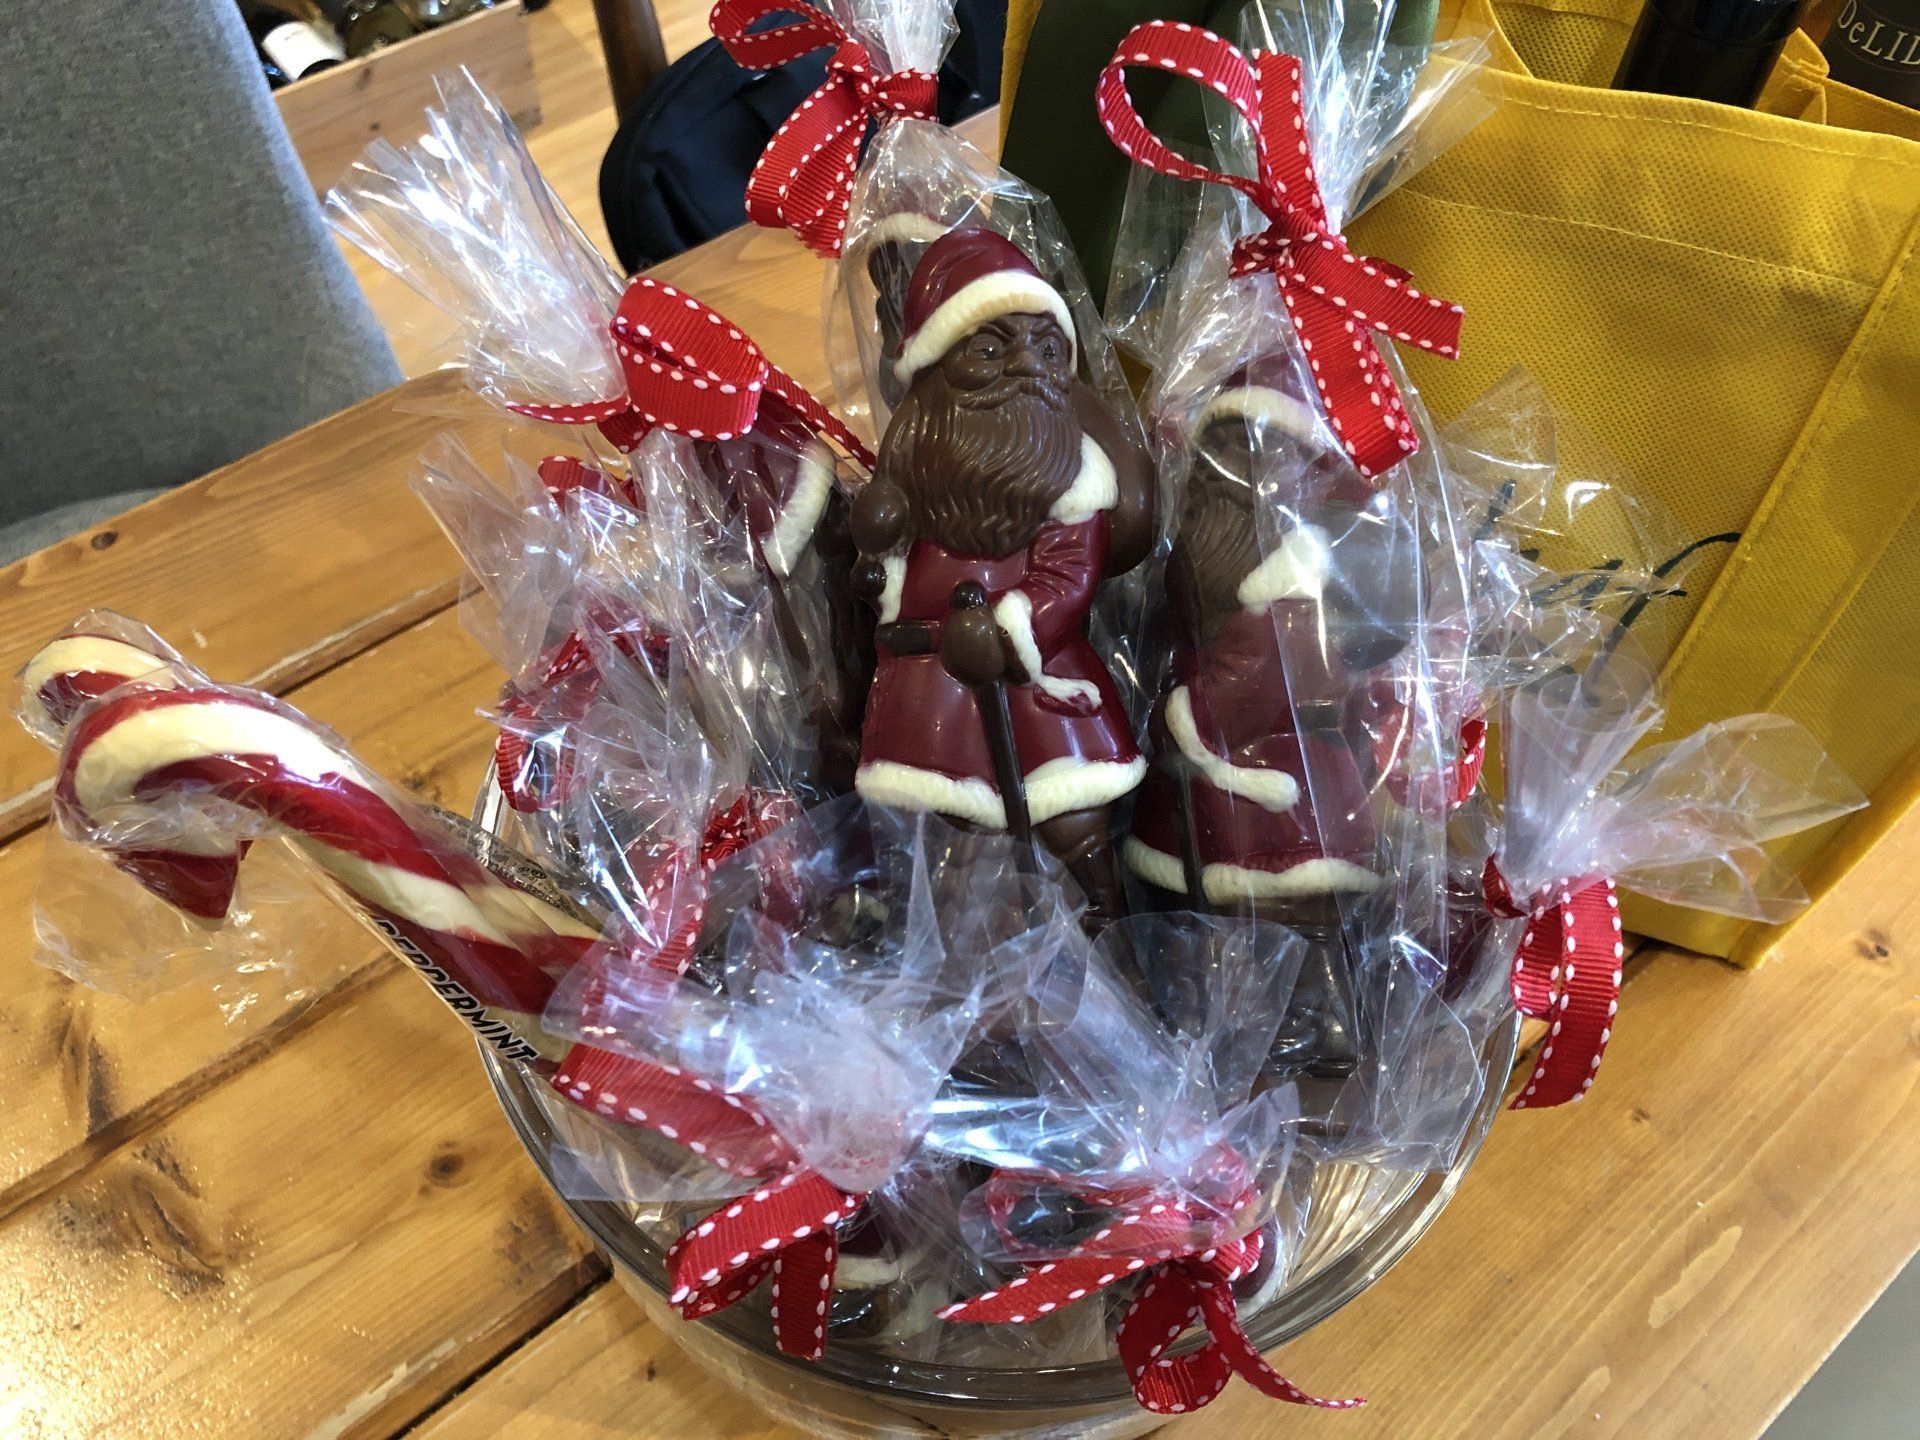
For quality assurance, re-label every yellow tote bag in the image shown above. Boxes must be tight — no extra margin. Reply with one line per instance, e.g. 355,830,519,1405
1344,0,1920,962
1005,0,1920,962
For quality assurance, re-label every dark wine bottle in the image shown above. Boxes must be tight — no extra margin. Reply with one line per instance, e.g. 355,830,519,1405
238,0,346,87
315,0,424,56
1822,0,1920,103
1612,0,1809,106
403,0,499,27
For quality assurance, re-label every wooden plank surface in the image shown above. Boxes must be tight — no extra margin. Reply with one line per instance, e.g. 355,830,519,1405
278,3,541,195
0,375,502,841
0,969,600,1440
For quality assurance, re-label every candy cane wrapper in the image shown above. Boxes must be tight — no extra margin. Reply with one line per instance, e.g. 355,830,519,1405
20,623,600,1062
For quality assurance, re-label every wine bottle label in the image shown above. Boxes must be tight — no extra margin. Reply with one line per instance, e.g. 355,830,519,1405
1824,0,1920,104
261,20,347,79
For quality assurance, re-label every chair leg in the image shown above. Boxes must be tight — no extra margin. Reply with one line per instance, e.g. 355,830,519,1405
590,0,668,118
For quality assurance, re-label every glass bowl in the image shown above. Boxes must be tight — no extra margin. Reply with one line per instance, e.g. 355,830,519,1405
469,778,1518,1440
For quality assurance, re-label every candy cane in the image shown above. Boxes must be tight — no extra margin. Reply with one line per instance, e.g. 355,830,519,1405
16,628,182,738
50,672,599,1062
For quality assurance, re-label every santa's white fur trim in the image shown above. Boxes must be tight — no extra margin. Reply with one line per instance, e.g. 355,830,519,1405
835,1252,905,1289
877,553,908,625
1048,436,1119,525
17,635,177,736
859,212,949,251
1124,837,1191,894
1166,686,1299,812
858,754,1145,829
895,272,1078,384
1124,837,1378,903
1200,385,1320,442
761,441,836,579
992,589,1101,711
1198,856,1380,901
1237,524,1330,610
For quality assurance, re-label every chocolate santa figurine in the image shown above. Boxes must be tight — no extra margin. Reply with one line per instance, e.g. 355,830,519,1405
848,229,1155,920
1123,377,1420,1076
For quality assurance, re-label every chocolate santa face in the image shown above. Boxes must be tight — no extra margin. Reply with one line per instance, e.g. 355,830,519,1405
883,312,1084,560
1167,452,1259,649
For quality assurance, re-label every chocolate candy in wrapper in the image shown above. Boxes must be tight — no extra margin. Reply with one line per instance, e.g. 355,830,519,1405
846,229,1154,922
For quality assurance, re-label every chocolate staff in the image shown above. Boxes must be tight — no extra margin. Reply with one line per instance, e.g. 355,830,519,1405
944,580,1032,847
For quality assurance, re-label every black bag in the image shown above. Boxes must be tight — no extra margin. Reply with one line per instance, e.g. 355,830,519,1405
599,1,1007,273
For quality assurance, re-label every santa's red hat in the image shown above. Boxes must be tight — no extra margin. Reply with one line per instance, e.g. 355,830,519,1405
894,228,1078,384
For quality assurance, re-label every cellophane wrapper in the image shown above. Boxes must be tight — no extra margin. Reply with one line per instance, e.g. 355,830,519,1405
1429,371,1866,925
824,0,1140,456
325,70,625,434
536,791,1333,1364
15,615,357,1018
14,613,581,1039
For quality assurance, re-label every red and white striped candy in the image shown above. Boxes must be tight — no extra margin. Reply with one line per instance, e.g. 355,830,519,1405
16,629,181,740
50,675,598,1061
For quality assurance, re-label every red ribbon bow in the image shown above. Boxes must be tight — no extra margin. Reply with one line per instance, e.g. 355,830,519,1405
665,1169,866,1361
621,788,802,975
940,1183,1361,1416
551,1045,858,1359
711,0,939,258
1096,21,1463,479
1483,859,1625,1108
508,276,875,470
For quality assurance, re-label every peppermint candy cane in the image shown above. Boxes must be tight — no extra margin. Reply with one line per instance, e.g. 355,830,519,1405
52,677,599,1062
17,627,184,741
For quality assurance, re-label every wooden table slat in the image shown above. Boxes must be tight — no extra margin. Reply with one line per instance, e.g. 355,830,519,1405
0,610,500,1221
0,969,601,1440
0,375,502,841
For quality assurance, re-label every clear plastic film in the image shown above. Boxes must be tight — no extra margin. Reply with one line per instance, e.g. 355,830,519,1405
14,614,350,1014
536,798,1119,1361
13,613,600,1059
1492,644,1867,923
325,69,625,421
823,0,957,75
934,911,1311,1243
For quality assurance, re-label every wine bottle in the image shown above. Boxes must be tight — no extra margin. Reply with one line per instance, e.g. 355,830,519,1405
238,0,346,86
315,0,423,56
1822,0,1920,103
1612,0,1809,107
403,0,499,27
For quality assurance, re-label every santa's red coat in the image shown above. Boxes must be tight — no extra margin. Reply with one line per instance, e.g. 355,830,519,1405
1127,601,1381,904
855,498,1144,829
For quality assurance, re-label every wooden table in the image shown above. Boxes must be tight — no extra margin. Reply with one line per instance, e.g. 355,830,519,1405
3,217,1916,1440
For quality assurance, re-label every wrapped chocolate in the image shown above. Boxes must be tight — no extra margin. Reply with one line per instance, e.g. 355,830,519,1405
329,74,878,809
